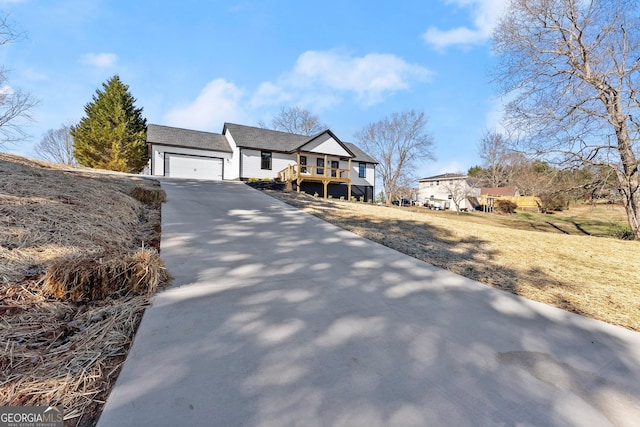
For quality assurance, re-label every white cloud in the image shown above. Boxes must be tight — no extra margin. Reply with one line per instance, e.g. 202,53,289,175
251,49,432,108
252,81,293,106
163,49,431,131
423,0,506,49
0,85,14,96
165,78,245,131
81,52,117,68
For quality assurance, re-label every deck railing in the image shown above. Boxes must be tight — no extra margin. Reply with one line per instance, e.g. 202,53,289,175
278,164,350,182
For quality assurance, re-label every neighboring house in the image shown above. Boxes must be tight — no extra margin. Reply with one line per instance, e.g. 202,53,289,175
147,123,378,201
417,173,480,211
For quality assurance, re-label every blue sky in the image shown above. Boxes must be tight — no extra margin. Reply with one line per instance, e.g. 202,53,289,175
3,0,507,178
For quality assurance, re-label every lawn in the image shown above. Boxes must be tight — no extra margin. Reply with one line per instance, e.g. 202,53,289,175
0,154,170,426
265,190,640,332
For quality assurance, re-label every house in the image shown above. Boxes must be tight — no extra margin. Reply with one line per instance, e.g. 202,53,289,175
146,123,378,201
417,173,480,211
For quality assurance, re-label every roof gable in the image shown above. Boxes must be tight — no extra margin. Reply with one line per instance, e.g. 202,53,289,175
297,130,354,157
147,124,232,153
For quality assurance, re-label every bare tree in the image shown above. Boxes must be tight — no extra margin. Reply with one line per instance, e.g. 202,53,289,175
478,130,514,187
0,13,37,144
441,178,478,214
259,106,327,136
493,0,640,239
35,123,77,166
355,110,435,204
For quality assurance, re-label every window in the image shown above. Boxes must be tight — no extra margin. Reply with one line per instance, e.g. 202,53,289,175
331,160,339,177
317,158,324,175
300,155,307,173
261,151,272,170
358,162,366,178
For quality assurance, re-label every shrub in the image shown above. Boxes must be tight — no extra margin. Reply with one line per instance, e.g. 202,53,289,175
340,196,345,201
314,192,319,198
247,177,259,182
611,224,634,240
262,177,272,182
351,196,357,202
359,196,364,202
328,195,333,199
496,199,517,214
539,193,568,212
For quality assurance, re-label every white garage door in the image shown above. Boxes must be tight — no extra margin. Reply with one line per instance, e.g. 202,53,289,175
165,154,223,180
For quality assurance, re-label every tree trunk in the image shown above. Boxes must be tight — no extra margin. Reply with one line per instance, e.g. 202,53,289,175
628,191,640,240
610,107,640,240
617,172,640,239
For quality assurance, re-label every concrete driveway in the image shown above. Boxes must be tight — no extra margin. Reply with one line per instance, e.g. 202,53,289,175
97,179,640,427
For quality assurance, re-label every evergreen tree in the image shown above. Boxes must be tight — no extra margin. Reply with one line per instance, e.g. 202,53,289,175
71,75,147,172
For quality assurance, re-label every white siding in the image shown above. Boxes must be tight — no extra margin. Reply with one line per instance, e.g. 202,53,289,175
349,161,375,187
300,135,351,157
417,178,479,211
241,149,296,179
418,180,451,203
223,129,241,179
150,144,231,177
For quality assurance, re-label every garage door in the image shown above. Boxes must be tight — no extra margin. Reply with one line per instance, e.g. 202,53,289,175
165,154,223,180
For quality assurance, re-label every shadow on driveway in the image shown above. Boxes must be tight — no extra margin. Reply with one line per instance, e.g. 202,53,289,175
98,179,640,427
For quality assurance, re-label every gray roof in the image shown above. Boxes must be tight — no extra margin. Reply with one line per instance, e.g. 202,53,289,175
343,142,378,164
418,173,467,181
223,122,378,164
223,123,309,152
147,124,232,153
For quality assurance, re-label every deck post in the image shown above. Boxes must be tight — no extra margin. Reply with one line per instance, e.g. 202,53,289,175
296,152,301,193
324,154,329,199
324,155,328,177
347,158,352,201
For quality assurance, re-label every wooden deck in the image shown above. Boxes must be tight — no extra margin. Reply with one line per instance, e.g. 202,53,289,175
278,154,352,199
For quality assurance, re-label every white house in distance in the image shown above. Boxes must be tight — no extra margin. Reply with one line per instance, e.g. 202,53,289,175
417,173,480,211
146,123,378,201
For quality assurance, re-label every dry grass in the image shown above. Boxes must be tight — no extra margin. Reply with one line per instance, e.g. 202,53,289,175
266,190,640,331
0,153,170,426
130,186,167,205
43,249,170,302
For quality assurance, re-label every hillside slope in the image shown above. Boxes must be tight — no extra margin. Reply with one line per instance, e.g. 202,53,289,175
0,154,170,426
